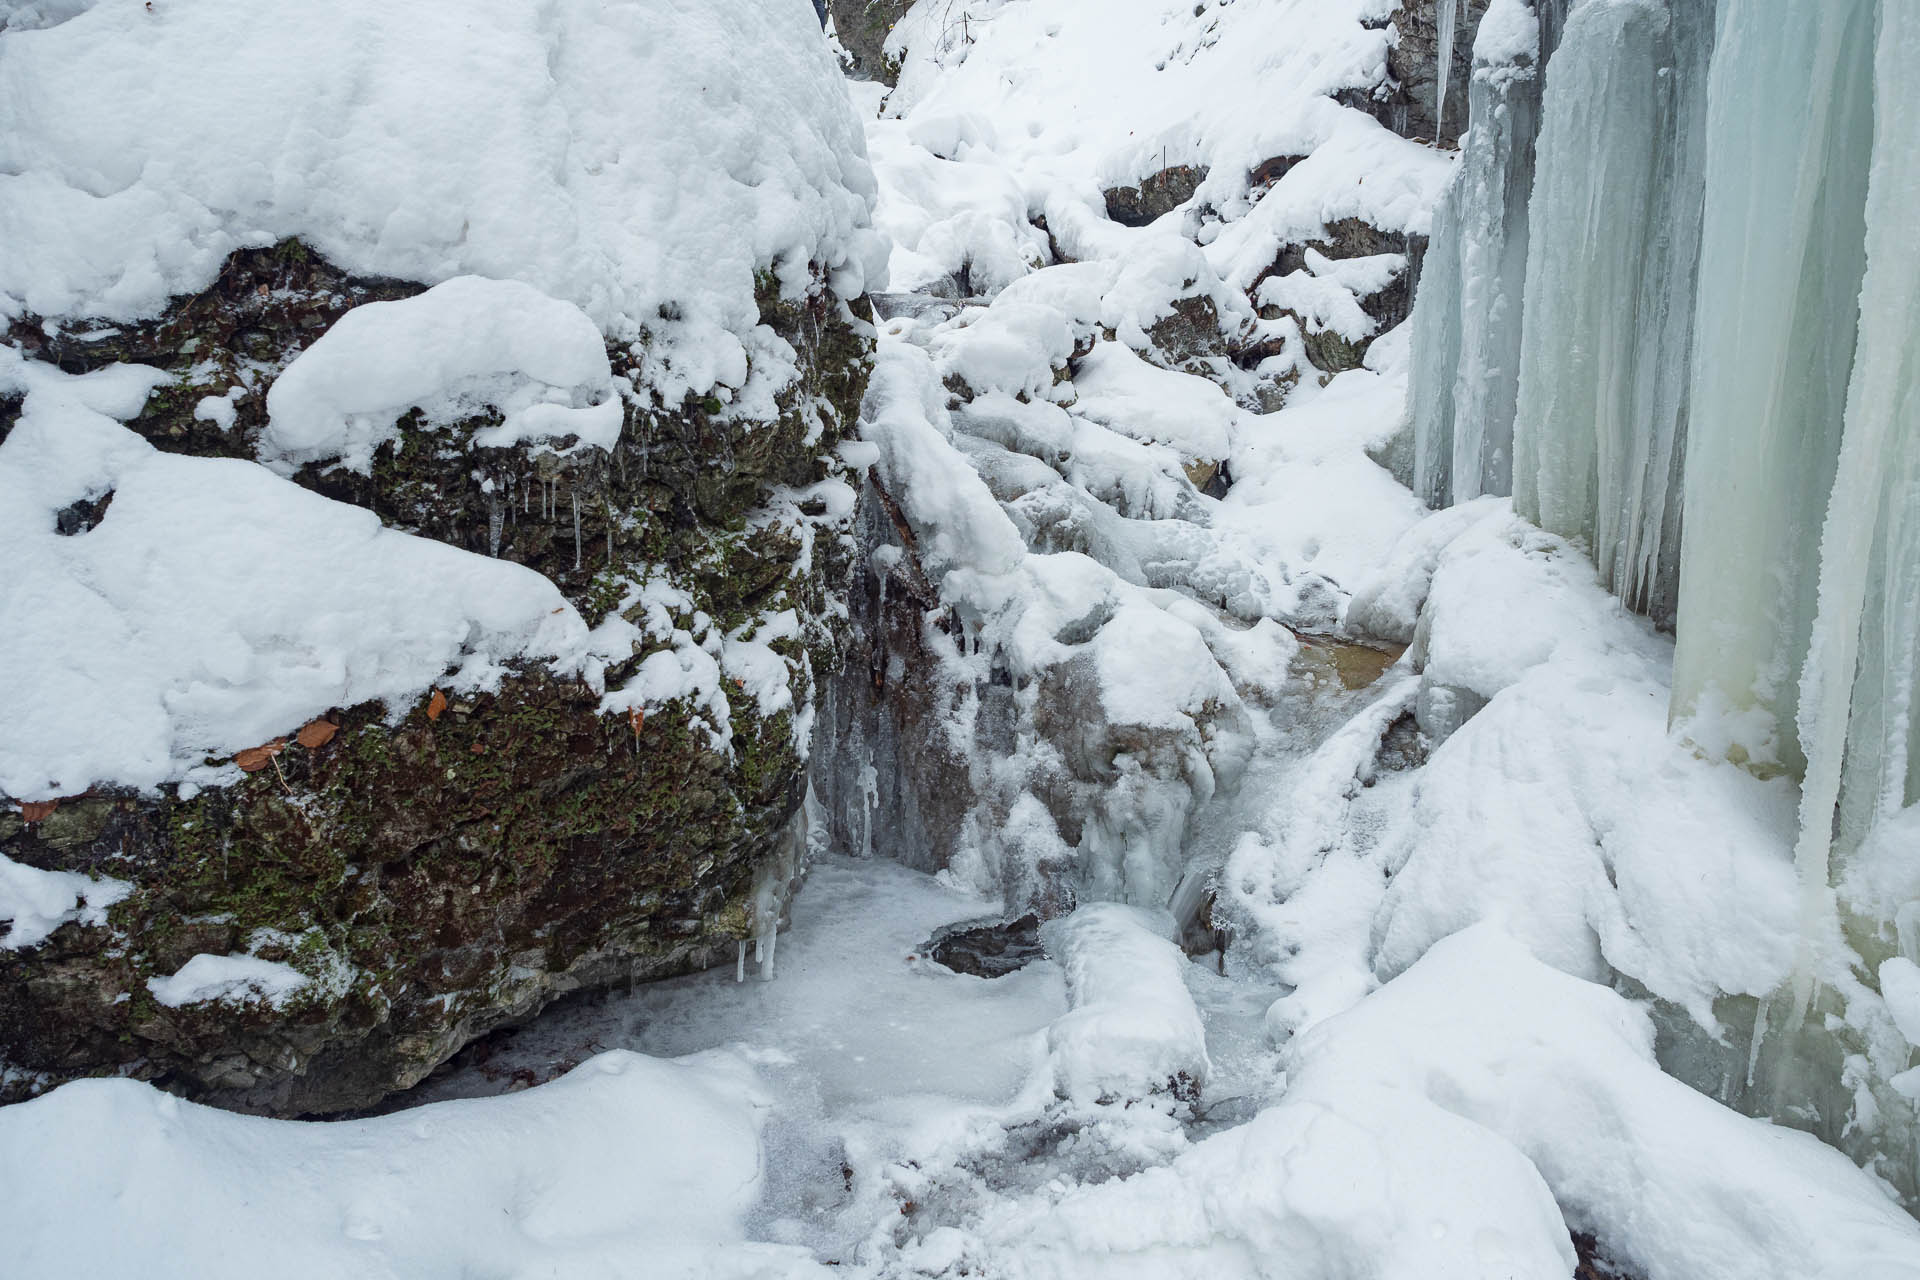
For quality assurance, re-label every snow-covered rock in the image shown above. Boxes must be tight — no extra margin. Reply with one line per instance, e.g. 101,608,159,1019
0,0,880,1115
1042,903,1209,1104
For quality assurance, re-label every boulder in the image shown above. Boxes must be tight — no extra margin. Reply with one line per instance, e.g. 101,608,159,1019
0,245,873,1113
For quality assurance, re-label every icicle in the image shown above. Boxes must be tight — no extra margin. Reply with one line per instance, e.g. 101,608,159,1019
858,748,879,861
571,490,582,571
760,926,778,981
1744,994,1771,1090
1435,0,1459,141
735,940,746,983
487,489,504,558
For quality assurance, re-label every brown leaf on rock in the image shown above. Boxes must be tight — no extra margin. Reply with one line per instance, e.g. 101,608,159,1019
426,690,448,721
629,707,645,735
296,717,339,749
20,799,58,823
234,739,287,772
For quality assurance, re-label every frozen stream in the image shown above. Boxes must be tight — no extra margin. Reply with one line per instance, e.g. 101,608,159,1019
397,639,1389,1267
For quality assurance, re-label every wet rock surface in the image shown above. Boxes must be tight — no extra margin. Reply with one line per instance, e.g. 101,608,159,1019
921,913,1046,978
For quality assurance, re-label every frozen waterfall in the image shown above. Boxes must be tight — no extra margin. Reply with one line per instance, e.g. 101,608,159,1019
1509,0,1711,629
1404,0,1920,1203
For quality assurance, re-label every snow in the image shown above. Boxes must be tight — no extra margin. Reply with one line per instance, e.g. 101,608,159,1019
0,351,599,800
261,276,620,473
147,953,311,1010
1370,507,1803,1025
8,0,1920,1272
0,1049,799,1280
1042,903,1210,1104
1069,342,1235,462
0,851,129,950
1293,925,1920,1280
1880,958,1920,1049
0,0,886,412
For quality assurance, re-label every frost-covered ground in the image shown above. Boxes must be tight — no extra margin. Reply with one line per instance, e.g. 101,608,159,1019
7,0,1920,1276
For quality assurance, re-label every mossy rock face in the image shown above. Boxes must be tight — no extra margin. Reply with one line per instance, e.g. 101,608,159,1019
0,243,872,1113
0,676,803,1113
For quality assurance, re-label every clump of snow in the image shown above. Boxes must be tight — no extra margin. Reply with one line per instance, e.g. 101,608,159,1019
0,851,129,949
261,277,620,473
0,353,599,801
0,1049,805,1280
971,1069,1577,1280
1041,903,1209,1105
1345,495,1507,642
1069,342,1236,462
147,953,310,1010
862,342,1028,584
0,0,886,412
1472,0,1541,81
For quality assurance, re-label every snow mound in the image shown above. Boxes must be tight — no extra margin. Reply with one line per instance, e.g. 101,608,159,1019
1042,903,1210,1104
1298,925,1920,1280
0,353,597,801
952,924,1920,1280
0,0,886,408
0,1049,810,1280
261,277,620,473
1070,342,1237,463
1372,509,1803,1025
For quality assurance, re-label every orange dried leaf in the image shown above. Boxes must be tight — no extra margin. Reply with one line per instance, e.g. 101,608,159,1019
20,799,57,823
296,718,338,749
234,739,287,772
426,690,448,721
628,707,645,735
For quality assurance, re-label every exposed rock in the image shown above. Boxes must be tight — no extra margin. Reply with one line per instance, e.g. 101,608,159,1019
921,913,1045,978
1252,218,1426,373
1339,0,1493,148
1147,294,1233,370
0,241,873,1113
1103,165,1208,228
829,0,915,84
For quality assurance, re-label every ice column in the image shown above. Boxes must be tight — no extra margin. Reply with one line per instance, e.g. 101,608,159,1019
1669,0,1877,777
1409,2,1550,508
1792,0,1920,997
1510,0,1712,628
